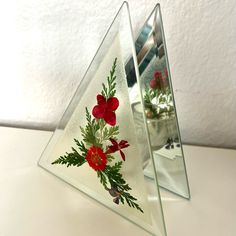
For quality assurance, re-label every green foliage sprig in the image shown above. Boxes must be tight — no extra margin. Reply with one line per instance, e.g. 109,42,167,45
144,85,174,119
52,58,143,213
101,57,117,98
52,140,87,167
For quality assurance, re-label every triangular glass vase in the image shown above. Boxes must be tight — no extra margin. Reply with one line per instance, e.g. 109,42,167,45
39,2,167,236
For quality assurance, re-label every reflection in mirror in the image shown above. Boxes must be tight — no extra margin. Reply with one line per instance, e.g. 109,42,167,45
126,4,190,198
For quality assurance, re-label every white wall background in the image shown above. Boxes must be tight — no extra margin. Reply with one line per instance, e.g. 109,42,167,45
0,0,236,148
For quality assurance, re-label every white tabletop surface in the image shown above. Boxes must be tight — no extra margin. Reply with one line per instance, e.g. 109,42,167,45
0,126,235,236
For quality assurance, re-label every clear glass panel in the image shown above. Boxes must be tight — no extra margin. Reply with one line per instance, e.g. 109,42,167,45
39,3,166,236
129,4,190,199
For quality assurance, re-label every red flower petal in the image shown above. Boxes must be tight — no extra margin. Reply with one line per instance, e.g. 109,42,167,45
119,140,130,149
97,94,106,105
106,138,118,154
104,110,116,126
86,146,107,171
154,71,163,80
106,139,129,160
150,79,157,89
119,150,126,161
107,97,119,111
109,138,118,146
107,146,117,154
92,105,105,118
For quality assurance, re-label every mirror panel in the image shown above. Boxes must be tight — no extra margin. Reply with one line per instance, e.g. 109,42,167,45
127,4,190,199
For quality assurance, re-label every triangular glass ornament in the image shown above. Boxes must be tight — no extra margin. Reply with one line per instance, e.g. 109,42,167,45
131,4,191,199
39,2,167,236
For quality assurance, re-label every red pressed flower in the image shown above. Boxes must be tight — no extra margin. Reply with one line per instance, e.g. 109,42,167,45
106,138,129,161
92,95,119,126
86,146,107,171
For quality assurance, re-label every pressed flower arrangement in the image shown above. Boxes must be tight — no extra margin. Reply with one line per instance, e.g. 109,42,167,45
144,69,174,119
52,58,143,213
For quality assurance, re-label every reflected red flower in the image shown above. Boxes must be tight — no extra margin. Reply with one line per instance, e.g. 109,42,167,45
154,71,163,80
92,95,119,126
151,70,168,90
86,146,107,171
106,138,130,161
149,79,158,89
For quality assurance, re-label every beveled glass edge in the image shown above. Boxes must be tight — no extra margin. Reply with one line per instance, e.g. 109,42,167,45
126,3,167,236
158,4,191,199
134,3,191,199
144,3,191,200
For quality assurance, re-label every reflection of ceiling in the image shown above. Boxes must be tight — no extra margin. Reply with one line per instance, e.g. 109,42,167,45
125,11,166,87
136,12,165,76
